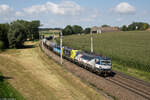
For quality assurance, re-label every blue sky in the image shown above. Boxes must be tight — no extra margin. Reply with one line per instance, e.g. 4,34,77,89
0,0,150,28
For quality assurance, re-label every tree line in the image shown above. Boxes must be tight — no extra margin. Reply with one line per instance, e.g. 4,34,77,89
62,22,150,36
121,22,149,31
39,28,62,31
62,25,91,35
0,20,40,49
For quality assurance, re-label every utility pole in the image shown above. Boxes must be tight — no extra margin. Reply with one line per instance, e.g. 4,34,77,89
53,31,55,42
90,31,93,53
39,31,40,40
136,26,138,30
60,31,63,65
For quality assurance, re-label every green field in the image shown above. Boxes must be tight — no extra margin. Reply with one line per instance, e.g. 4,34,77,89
60,31,150,81
0,73,25,100
40,30,60,37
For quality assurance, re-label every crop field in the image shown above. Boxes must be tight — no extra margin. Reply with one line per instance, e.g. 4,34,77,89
61,31,150,73
40,30,60,37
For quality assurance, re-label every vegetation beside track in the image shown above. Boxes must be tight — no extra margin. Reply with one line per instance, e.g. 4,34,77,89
58,31,150,82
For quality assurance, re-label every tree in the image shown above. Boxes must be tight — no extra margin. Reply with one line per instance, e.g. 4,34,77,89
0,41,4,49
22,20,40,40
72,25,83,34
31,20,40,40
121,25,128,31
0,23,9,48
62,25,73,35
127,22,149,31
8,20,27,48
101,24,110,27
128,22,137,31
142,23,149,30
84,28,91,34
0,20,40,49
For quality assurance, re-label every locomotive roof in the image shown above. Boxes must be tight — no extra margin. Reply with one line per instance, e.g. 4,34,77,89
80,52,111,60
95,56,111,60
63,46,79,51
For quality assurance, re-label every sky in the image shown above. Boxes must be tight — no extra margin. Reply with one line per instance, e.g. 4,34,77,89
0,0,150,28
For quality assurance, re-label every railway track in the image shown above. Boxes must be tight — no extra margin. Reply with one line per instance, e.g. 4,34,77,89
106,71,150,100
41,41,150,100
114,70,150,87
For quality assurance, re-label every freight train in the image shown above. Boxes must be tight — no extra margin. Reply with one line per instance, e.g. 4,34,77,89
42,38,112,76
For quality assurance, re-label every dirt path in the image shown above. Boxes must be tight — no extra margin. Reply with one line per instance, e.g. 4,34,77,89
0,42,108,100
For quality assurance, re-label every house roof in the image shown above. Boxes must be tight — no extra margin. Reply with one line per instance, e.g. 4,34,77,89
146,28,150,31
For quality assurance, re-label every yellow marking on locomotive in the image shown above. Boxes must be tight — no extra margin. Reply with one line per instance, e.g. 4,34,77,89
70,50,79,59
61,48,64,56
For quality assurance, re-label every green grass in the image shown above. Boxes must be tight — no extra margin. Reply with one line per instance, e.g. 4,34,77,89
40,30,60,37
0,73,26,100
58,31,150,82
112,62,150,82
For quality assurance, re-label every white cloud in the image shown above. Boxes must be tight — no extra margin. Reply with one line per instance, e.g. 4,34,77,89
113,2,136,14
0,1,101,27
0,4,12,15
116,18,122,22
79,10,100,22
23,1,83,16
0,4,15,22
15,11,24,16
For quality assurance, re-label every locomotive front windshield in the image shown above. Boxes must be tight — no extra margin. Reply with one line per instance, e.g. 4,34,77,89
101,60,111,65
82,55,93,61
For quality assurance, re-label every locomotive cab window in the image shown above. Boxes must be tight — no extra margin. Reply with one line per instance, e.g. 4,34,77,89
82,55,93,61
95,59,100,64
101,60,111,65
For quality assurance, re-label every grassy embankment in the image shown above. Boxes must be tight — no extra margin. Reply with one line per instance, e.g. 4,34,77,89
0,41,25,99
0,72,25,100
60,31,150,82
0,41,108,100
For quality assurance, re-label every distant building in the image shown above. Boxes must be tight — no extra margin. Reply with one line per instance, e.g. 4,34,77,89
91,26,102,34
91,26,120,34
146,28,150,31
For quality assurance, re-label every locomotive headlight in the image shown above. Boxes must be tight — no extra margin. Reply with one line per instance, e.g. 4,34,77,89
100,65,111,70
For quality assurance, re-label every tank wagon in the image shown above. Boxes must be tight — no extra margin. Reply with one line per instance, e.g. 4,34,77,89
43,39,112,76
